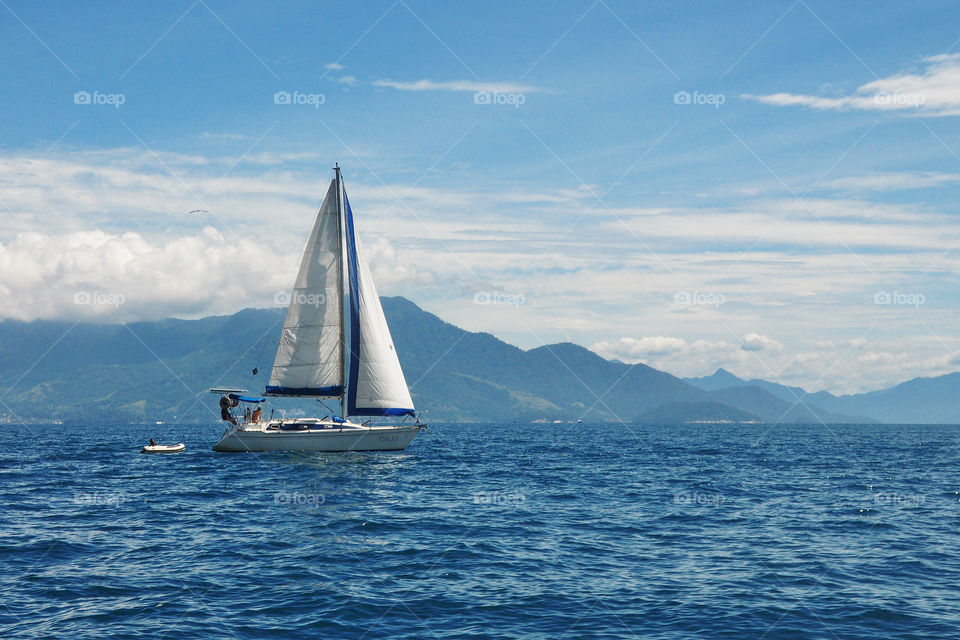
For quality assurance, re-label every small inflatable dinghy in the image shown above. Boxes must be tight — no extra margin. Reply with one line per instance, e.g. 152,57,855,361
140,443,185,454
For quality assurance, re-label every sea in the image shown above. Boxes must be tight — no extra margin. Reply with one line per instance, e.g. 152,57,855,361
2,421,959,639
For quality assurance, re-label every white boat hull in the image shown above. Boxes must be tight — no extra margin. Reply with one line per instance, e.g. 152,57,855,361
141,443,185,454
212,420,424,453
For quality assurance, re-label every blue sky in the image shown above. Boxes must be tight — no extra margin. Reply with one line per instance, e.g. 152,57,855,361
2,0,960,393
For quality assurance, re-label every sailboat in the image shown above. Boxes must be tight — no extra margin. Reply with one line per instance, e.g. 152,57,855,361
212,165,425,452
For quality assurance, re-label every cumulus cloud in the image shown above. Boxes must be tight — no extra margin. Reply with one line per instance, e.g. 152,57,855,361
0,228,294,321
743,53,960,116
741,333,782,352
0,227,437,322
364,236,436,289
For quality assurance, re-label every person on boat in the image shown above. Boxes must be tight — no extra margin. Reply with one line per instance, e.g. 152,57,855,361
251,406,263,423
244,406,251,423
149,438,157,447
219,395,239,425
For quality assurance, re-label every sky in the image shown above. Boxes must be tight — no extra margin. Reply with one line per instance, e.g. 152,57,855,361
1,0,960,394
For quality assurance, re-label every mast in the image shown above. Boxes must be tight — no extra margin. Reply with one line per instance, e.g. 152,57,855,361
334,163,347,418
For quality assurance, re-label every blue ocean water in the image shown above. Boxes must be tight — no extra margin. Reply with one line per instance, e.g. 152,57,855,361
1,422,959,639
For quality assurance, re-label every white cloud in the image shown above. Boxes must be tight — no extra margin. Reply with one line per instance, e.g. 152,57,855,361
0,228,295,321
591,336,690,358
325,62,344,71
821,172,960,192
741,333,782,352
602,198,951,249
371,78,543,94
592,336,744,370
0,228,438,323
364,236,436,289
744,53,960,116
197,132,249,142
231,151,324,166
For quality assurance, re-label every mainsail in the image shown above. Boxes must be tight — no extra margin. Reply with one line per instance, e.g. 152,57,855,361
266,179,344,396
266,168,415,418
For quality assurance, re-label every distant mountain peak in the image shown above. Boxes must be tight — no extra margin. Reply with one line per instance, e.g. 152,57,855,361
684,368,746,391
711,367,743,381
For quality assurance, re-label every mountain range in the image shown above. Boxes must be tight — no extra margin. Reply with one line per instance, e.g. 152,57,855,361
0,297,955,423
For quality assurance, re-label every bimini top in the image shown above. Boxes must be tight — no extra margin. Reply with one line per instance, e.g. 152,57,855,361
228,394,265,404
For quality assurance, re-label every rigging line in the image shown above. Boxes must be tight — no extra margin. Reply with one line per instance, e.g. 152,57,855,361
250,328,274,384
316,398,339,417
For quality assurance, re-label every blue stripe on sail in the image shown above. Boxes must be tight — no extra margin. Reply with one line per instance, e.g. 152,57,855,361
265,385,344,396
351,407,416,417
343,189,413,419
344,190,363,416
